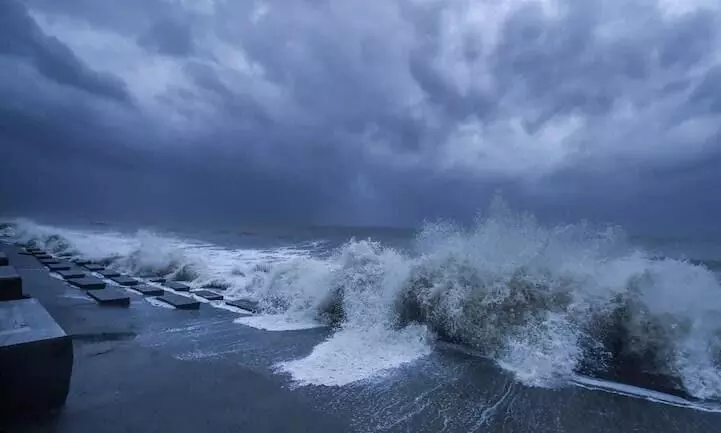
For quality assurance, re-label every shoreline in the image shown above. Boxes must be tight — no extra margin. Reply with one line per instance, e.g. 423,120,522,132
0,243,348,433
2,242,721,432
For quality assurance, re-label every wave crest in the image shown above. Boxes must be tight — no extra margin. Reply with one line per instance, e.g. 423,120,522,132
4,208,721,398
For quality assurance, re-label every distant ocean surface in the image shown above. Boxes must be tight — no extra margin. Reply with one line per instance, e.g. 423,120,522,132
3,205,721,410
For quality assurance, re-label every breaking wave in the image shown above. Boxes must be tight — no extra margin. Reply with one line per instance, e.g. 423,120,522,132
3,202,721,399
0,218,311,291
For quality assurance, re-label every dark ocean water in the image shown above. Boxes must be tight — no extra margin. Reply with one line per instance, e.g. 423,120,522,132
3,211,721,430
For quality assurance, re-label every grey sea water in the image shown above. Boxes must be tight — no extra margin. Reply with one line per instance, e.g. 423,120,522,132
3,211,721,432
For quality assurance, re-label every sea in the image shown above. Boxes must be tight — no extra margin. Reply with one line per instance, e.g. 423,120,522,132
3,204,721,431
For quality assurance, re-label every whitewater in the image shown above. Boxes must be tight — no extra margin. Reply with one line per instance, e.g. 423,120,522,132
3,203,721,401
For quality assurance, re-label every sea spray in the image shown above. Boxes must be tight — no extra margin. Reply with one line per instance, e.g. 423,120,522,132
4,206,721,398
2,218,307,292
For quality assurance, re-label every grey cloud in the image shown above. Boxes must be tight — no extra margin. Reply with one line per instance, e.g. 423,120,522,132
3,0,721,232
23,0,167,34
493,3,717,119
691,66,721,113
0,1,129,101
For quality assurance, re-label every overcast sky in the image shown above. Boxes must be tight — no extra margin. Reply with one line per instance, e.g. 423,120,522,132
1,0,721,233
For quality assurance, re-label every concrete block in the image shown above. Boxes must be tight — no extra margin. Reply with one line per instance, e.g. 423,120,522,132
72,259,92,266
35,254,53,260
57,269,86,279
84,264,105,272
46,262,72,272
0,252,7,266
146,277,166,283
26,248,43,254
87,288,130,307
0,298,73,420
202,283,229,291
67,277,106,290
110,276,138,286
225,299,260,313
133,285,165,296
39,258,60,265
157,293,200,310
99,270,121,278
165,281,190,292
0,266,23,301
192,290,223,301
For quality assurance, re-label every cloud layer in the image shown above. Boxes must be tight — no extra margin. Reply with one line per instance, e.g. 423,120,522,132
2,0,721,232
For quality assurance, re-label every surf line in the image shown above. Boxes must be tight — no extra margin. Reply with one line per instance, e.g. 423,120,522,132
571,375,721,414
438,341,721,414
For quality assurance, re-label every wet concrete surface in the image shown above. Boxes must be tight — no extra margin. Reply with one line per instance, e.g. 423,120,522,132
0,245,347,433
2,243,721,432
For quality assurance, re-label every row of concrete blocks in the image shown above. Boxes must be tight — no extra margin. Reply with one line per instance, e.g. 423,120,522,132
0,250,73,423
25,248,261,312
1,245,262,423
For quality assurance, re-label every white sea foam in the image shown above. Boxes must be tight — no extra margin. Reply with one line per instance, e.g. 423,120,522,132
234,313,325,331
5,201,721,398
571,375,721,413
276,326,431,387
3,218,310,294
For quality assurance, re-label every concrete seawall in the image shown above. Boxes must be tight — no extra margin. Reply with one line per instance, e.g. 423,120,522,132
1,247,73,422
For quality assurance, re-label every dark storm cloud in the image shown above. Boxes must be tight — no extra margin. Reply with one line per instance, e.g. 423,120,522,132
0,1,129,101
3,0,721,231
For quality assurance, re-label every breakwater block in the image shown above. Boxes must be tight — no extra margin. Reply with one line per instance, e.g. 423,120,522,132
87,288,130,307
0,298,73,420
57,269,85,279
67,277,106,290
32,252,50,258
157,293,200,310
165,282,190,292
46,262,72,272
0,252,8,266
84,264,104,272
193,290,223,301
99,270,121,278
39,259,60,266
0,266,23,301
72,259,92,266
225,299,260,313
134,285,165,296
110,276,138,287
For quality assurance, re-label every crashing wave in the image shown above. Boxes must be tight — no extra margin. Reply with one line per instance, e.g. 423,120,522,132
0,218,303,291
3,204,721,399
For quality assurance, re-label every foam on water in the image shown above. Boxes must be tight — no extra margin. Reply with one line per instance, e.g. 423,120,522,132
5,201,721,397
497,312,581,388
276,326,431,387
571,375,721,413
254,200,721,395
2,218,310,294
234,313,326,331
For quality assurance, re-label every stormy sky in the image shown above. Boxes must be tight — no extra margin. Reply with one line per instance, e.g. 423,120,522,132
1,0,721,233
